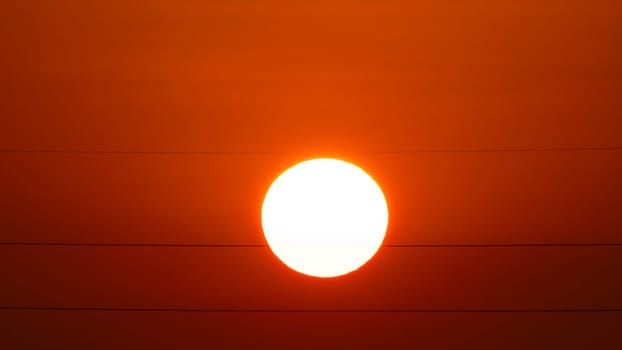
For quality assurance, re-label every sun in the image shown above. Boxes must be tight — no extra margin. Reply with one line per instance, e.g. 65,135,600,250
261,158,389,278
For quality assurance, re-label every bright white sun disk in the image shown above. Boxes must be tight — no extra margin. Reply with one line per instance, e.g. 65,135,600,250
261,158,389,278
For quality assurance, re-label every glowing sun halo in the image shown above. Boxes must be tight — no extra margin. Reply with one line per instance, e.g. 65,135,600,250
261,158,389,278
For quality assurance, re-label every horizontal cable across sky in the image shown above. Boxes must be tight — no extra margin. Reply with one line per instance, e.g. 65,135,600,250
0,146,621,155
1,242,622,248
1,306,621,313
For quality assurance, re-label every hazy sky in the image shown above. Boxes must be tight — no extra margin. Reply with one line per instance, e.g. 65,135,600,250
1,1,621,348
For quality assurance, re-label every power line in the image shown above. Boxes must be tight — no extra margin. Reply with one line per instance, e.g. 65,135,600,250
1,242,621,248
0,146,621,155
387,243,622,248
1,306,621,313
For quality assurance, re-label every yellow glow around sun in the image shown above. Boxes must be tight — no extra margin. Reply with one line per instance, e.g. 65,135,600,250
261,158,389,278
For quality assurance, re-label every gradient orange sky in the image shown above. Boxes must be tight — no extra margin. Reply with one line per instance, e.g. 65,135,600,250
1,1,621,348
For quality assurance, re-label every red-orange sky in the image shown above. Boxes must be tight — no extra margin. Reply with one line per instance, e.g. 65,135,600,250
1,1,621,348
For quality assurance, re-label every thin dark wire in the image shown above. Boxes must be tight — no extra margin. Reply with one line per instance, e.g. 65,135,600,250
1,242,621,248
0,146,621,155
1,306,621,313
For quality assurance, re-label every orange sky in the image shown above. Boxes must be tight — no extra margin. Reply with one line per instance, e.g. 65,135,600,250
1,0,621,348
